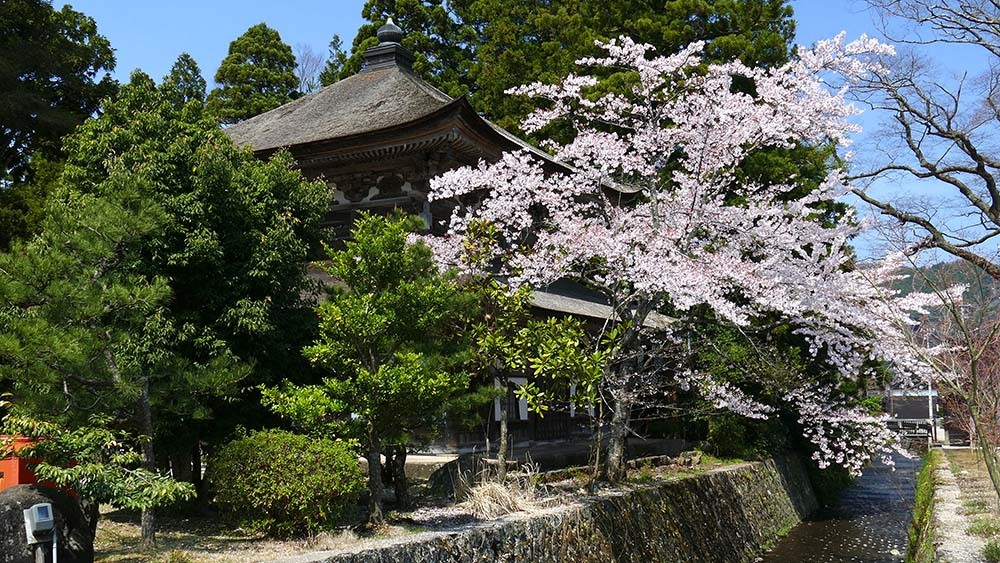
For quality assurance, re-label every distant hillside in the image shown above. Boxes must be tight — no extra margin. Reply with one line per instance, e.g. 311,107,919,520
892,260,1000,324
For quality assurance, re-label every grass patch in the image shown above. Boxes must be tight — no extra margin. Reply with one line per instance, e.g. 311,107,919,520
906,449,940,563
700,452,745,466
968,517,1000,538
629,463,656,484
959,498,992,516
984,539,1000,562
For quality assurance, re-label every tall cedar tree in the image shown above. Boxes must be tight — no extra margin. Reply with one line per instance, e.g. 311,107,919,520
207,23,298,124
162,53,207,107
0,0,116,249
55,71,328,529
263,213,476,527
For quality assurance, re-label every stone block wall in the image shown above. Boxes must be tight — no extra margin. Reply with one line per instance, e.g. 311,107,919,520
280,457,817,563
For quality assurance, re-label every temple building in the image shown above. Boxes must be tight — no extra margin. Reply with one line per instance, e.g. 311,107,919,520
226,19,565,241
226,19,668,451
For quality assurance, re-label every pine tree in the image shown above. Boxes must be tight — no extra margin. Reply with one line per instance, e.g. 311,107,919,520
206,23,298,124
162,53,206,107
0,179,198,548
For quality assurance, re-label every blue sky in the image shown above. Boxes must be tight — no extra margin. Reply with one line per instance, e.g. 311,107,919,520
61,1,366,83
65,0,897,84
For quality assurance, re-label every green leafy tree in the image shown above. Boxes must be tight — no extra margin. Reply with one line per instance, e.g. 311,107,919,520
0,182,204,547
0,155,61,251
460,224,602,479
263,213,475,526
206,23,298,124
162,53,207,107
0,0,116,184
38,72,326,540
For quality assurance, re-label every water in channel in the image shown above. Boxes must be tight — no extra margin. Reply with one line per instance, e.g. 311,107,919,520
759,454,920,563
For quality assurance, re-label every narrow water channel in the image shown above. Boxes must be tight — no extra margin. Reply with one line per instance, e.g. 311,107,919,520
759,454,920,563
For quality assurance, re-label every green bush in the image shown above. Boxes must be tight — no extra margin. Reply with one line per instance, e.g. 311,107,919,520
209,430,364,536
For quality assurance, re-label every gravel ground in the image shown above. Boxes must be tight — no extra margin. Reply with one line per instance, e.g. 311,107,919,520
936,450,991,563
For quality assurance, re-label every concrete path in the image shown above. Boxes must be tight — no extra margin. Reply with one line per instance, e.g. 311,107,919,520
934,455,987,563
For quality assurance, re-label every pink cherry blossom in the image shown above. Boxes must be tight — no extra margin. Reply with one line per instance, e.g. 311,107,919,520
419,36,942,475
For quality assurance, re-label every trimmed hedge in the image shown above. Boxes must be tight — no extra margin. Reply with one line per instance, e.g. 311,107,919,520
209,430,364,536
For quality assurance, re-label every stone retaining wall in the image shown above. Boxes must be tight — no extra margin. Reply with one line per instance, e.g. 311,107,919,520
278,457,817,563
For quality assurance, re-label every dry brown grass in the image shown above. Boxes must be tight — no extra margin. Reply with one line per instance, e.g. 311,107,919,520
456,461,554,520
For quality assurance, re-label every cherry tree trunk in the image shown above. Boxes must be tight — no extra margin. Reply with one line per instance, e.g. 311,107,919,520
604,396,631,482
972,412,1000,504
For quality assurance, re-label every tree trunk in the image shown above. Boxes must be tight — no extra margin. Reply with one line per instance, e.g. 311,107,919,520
80,497,100,540
191,441,207,506
171,448,194,483
604,395,631,482
592,400,603,482
138,379,157,549
365,431,384,527
972,412,1000,504
387,445,410,508
498,391,509,481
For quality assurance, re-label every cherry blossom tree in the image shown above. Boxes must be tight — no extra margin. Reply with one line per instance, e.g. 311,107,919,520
421,34,946,480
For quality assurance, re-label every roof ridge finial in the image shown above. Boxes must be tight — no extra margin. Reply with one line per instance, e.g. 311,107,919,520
377,17,404,44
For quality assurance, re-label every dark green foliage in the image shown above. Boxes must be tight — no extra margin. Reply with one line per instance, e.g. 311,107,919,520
706,412,788,459
906,450,939,563
207,23,298,124
0,155,61,251
61,70,328,404
346,0,794,133
209,430,364,536
0,0,116,184
162,53,207,107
